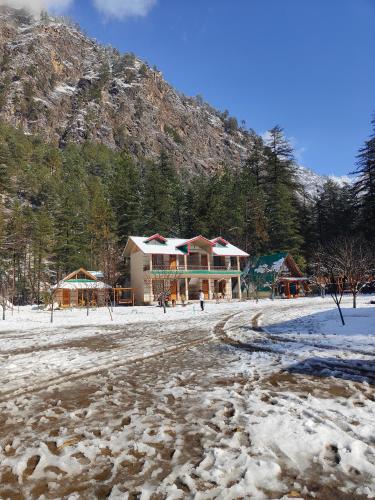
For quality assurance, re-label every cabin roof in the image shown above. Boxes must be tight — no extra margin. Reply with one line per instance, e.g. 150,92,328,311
124,236,249,257
54,280,111,290
253,253,303,277
54,268,111,289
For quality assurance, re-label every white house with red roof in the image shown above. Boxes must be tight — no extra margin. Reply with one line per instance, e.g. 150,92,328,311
124,234,249,305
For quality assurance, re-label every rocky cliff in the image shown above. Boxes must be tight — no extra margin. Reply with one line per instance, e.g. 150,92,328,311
0,6,257,173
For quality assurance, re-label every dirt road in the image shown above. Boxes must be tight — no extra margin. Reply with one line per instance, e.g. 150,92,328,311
0,300,374,499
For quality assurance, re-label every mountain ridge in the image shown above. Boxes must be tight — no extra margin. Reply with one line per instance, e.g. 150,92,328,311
0,6,350,191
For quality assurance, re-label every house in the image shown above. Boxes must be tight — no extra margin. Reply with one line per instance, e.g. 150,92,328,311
123,234,249,305
250,252,309,298
54,268,112,308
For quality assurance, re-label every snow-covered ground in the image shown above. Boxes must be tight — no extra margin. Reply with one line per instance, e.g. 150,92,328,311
0,296,374,499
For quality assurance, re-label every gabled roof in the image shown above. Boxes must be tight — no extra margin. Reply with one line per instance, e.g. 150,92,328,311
211,237,229,246
176,235,215,253
54,281,111,290
253,253,303,277
55,268,111,290
63,268,98,282
124,236,249,257
254,253,288,274
144,233,167,244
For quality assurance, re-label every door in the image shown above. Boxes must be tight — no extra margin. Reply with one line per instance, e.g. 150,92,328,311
170,280,178,302
202,280,209,300
62,289,70,307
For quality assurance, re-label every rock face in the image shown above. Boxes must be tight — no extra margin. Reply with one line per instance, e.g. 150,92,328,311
0,6,256,173
0,6,352,190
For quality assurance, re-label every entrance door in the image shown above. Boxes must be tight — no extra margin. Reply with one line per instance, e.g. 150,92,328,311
219,280,226,297
202,280,209,299
62,289,70,307
170,280,178,302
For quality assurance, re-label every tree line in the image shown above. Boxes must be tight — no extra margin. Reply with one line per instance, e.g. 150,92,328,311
0,115,374,304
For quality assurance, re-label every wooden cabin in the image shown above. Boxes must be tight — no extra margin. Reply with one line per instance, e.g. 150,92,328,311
252,253,309,298
54,268,112,308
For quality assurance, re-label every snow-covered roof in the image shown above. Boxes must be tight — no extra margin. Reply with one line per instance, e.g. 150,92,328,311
54,280,111,290
209,239,249,257
126,236,189,256
88,271,104,279
124,236,249,257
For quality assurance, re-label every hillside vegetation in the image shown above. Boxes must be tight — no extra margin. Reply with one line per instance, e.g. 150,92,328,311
0,8,374,303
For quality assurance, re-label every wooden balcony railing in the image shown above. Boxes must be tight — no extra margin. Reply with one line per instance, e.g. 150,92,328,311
144,264,235,272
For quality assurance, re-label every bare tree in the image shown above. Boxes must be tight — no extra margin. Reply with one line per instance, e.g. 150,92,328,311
241,266,271,302
100,243,123,287
311,252,345,326
43,286,59,324
0,272,12,321
333,238,373,309
312,238,373,325
146,268,182,313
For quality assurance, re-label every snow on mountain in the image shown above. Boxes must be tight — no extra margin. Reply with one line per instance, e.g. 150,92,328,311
296,165,352,199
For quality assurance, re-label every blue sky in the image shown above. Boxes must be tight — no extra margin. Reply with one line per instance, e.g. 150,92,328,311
62,0,374,176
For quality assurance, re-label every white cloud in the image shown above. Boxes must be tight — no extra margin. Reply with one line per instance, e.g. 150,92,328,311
0,0,72,14
93,0,157,19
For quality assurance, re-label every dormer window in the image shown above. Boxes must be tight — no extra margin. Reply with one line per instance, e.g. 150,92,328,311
144,234,167,245
212,237,229,247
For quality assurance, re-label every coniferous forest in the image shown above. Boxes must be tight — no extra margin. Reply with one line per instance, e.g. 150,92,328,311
0,115,374,303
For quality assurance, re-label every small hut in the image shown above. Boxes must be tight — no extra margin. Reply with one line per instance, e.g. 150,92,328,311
54,268,111,308
251,253,309,298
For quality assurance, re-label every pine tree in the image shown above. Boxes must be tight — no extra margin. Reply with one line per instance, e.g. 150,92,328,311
110,153,142,244
52,146,90,273
263,126,303,255
87,176,116,269
264,125,296,187
141,152,180,235
314,180,356,244
267,182,303,255
352,113,375,242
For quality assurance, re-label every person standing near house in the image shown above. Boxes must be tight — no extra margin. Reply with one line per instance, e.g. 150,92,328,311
199,289,205,311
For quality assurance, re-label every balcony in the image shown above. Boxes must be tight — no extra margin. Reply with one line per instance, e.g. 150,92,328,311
143,264,241,275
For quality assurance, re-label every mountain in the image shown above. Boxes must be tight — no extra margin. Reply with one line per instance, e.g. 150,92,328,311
295,166,352,198
0,6,350,187
0,6,258,174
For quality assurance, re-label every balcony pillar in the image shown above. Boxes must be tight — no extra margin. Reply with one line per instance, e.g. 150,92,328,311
184,254,187,270
238,276,242,300
225,279,232,300
237,256,240,271
208,278,212,300
149,255,153,271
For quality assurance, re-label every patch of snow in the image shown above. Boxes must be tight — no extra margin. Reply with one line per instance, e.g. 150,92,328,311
54,84,76,95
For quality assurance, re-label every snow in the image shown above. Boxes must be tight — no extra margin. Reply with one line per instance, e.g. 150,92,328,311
126,235,249,257
53,280,111,289
0,296,374,498
54,84,76,95
295,165,353,199
255,257,285,273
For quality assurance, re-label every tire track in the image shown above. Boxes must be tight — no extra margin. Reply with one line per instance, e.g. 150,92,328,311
0,313,238,403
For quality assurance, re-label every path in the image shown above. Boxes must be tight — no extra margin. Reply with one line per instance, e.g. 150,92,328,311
0,298,374,499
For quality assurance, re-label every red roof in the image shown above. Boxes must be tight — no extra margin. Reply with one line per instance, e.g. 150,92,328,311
211,237,229,246
176,235,215,249
144,233,167,243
